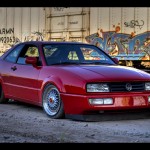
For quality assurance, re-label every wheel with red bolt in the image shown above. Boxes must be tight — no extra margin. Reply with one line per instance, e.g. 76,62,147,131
42,84,64,119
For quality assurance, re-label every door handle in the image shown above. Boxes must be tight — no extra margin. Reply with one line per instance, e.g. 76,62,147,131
11,66,17,71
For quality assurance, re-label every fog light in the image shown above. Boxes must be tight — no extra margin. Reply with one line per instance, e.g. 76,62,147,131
89,98,113,105
89,98,103,105
148,96,150,103
104,98,113,104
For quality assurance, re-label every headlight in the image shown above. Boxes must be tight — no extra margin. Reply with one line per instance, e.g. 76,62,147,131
145,82,150,91
87,83,109,92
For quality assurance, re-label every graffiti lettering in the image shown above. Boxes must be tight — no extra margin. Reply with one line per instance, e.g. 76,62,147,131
23,31,44,42
0,28,14,34
124,20,144,30
85,31,150,61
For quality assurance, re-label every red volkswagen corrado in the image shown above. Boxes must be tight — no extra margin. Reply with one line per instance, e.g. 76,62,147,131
0,41,150,121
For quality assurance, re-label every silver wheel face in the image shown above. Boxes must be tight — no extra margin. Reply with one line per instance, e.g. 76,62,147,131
43,86,61,116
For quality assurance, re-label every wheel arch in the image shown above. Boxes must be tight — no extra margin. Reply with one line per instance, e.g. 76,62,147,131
39,75,66,104
41,78,65,119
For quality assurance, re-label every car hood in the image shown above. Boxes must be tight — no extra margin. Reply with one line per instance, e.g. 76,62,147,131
60,65,150,82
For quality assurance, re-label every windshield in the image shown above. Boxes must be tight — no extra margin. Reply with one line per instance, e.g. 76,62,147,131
43,44,115,66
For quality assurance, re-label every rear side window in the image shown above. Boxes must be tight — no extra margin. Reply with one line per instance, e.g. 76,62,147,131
5,45,24,63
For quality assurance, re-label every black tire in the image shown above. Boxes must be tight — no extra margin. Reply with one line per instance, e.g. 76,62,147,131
42,84,64,119
0,86,9,103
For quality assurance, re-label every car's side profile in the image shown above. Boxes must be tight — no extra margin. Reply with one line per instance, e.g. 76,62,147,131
0,41,150,121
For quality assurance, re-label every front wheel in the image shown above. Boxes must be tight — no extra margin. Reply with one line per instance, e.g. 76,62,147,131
42,84,64,119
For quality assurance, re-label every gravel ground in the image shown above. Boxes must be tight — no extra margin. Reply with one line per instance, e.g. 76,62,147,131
0,101,150,143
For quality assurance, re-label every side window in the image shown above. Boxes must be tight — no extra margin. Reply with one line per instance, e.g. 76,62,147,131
43,46,58,58
68,51,79,60
81,48,106,60
81,48,93,60
17,45,40,65
25,47,39,57
5,45,24,63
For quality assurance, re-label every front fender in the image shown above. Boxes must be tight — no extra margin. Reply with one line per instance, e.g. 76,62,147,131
42,75,65,92
39,75,65,105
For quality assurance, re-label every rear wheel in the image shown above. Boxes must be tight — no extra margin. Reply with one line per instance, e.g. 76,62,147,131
0,86,9,103
42,84,64,119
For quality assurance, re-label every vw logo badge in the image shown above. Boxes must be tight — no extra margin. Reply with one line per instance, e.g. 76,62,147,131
126,83,132,91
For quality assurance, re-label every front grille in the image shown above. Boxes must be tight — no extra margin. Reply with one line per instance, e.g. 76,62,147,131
109,82,145,92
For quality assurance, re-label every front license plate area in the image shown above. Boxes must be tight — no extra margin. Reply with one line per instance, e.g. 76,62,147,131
115,96,146,106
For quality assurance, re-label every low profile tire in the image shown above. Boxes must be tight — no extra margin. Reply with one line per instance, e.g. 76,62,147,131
0,86,9,103
42,84,64,119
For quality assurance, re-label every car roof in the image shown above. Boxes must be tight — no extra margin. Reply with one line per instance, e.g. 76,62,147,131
19,41,92,46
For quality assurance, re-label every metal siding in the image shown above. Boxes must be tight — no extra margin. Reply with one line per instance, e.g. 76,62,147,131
66,7,83,13
0,8,7,29
5,8,15,49
51,16,65,31
99,7,110,32
0,7,46,55
148,8,150,31
51,7,68,15
0,8,9,54
14,8,22,42
134,7,147,34
22,8,31,42
68,15,82,30
109,7,122,31
39,8,45,33
69,31,83,42
51,32,63,38
6,8,14,30
47,7,89,42
31,8,39,33
122,7,135,34
90,7,99,34
51,7,83,16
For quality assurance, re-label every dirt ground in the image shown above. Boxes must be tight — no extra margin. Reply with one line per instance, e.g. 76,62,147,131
0,100,150,143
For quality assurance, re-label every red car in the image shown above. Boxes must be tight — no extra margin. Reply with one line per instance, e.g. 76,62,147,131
0,41,150,121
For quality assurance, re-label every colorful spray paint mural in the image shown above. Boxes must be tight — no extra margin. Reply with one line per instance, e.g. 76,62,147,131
85,27,150,68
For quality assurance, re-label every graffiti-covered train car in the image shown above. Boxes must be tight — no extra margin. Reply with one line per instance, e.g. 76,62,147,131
86,7,150,72
0,7,46,56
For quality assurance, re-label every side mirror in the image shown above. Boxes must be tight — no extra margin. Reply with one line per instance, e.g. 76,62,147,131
112,57,119,64
25,57,37,66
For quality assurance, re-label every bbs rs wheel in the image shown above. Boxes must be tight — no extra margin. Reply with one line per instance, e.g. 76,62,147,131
42,84,64,119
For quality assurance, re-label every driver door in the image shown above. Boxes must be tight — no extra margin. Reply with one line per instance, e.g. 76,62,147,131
5,44,41,103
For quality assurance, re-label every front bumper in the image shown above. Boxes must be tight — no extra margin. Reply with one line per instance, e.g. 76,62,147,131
61,92,150,115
